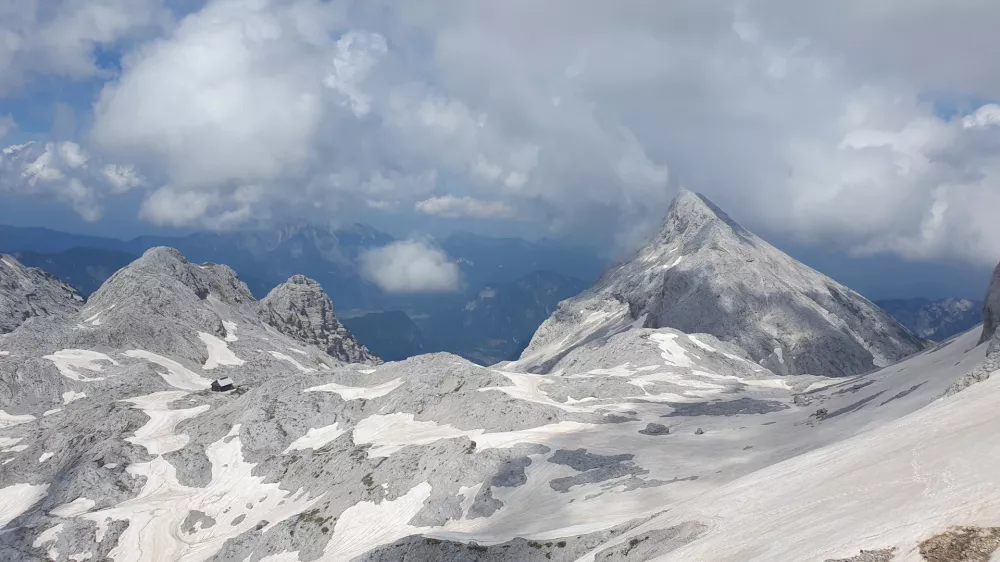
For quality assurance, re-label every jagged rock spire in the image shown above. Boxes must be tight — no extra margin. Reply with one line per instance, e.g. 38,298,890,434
259,275,380,365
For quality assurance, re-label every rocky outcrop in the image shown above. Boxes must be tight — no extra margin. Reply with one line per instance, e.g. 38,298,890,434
517,191,927,377
0,254,82,334
981,262,1000,344
259,275,379,364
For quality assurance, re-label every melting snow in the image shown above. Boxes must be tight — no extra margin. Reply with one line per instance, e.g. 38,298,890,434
82,408,319,562
42,349,118,382
305,377,404,400
50,497,96,518
283,423,346,453
33,522,63,559
0,409,35,429
268,351,314,373
222,321,239,342
0,437,27,453
318,482,433,560
480,372,594,413
649,333,696,368
122,392,209,456
0,482,48,529
198,332,245,370
62,390,87,404
124,350,212,390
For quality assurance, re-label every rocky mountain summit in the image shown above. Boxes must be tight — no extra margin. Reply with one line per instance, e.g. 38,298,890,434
2,243,1000,561
0,254,83,334
516,191,926,377
260,275,379,365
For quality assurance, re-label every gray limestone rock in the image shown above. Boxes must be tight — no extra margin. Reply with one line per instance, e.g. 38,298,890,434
258,275,379,364
0,254,83,334
981,261,1000,344
517,191,927,377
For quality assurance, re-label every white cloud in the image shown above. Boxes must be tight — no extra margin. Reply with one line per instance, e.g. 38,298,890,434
0,0,165,94
359,239,461,294
415,195,514,219
0,141,136,221
5,0,1000,267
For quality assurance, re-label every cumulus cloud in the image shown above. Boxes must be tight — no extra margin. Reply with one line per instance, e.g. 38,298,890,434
6,0,1000,267
0,141,141,221
415,195,514,219
0,0,165,94
359,240,461,294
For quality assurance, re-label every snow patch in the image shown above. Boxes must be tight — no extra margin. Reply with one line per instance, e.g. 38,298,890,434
319,482,433,560
287,347,309,356
0,437,26,453
0,409,35,429
649,332,696,368
687,335,716,353
43,408,62,417
198,332,245,370
283,423,346,453
82,421,319,562
268,351,314,373
0,482,48,529
122,392,210,456
124,350,212,390
42,349,118,382
222,321,239,342
0,351,8,356
51,497,96,518
39,452,54,463
305,377,404,400
62,390,87,404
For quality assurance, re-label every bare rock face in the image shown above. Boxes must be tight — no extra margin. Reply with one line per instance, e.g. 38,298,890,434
516,191,927,377
980,262,1000,344
259,275,380,364
0,254,83,334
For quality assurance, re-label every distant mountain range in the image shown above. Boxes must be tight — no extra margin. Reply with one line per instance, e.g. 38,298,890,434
0,223,603,364
875,298,984,341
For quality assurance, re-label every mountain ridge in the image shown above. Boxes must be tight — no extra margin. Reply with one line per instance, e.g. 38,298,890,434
516,190,927,376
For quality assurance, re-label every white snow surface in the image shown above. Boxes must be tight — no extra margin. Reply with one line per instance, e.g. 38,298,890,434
223,320,239,342
62,390,87,404
198,331,245,370
283,422,346,453
304,377,405,400
0,409,35,429
42,349,118,382
0,483,48,529
268,350,315,373
50,497,97,518
38,452,54,463
124,350,212,390
0,351,9,356
82,411,319,562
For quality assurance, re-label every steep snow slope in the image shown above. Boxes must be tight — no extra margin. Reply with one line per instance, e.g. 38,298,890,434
0,254,83,334
516,191,926,377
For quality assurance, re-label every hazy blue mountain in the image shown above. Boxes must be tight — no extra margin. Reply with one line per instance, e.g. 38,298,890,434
341,310,431,362
441,231,605,288
420,270,591,365
0,223,604,362
876,297,983,341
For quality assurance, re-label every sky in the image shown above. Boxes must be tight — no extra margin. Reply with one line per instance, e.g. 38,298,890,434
1,0,999,299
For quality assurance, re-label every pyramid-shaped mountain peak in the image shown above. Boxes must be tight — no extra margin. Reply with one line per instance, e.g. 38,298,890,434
517,193,927,377
655,190,752,247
